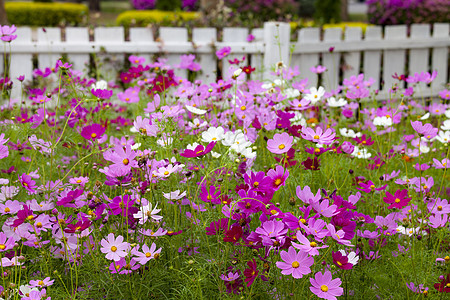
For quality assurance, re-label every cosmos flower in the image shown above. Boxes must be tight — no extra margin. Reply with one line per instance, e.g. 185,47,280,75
276,246,314,279
267,132,293,154
100,233,130,262
310,270,343,300
302,127,336,145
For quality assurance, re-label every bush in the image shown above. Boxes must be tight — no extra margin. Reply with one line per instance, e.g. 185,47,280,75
5,2,88,27
131,0,156,10
314,0,341,24
116,10,200,27
155,0,181,11
225,0,299,25
367,0,450,25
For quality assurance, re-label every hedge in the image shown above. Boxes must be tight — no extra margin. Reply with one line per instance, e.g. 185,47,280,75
5,2,88,27
116,10,200,27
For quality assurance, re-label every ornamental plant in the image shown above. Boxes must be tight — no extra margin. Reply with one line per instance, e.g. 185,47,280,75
0,26,449,300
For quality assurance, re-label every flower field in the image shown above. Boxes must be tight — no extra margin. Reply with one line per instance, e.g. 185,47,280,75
0,24,450,299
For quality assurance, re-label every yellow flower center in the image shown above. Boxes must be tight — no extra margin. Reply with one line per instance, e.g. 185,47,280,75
274,178,282,186
253,182,259,187
444,256,450,262
394,198,401,203
36,222,42,228
310,242,317,247
313,135,319,139
123,158,129,165
164,171,169,175
278,144,285,150
4,207,10,213
240,106,246,111
38,280,44,286
437,206,443,211
0,244,5,250
321,285,329,292
111,246,117,252
145,252,152,258
91,133,97,138
291,261,299,268
76,180,82,183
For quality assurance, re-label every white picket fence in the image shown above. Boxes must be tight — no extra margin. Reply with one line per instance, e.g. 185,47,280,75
2,22,449,100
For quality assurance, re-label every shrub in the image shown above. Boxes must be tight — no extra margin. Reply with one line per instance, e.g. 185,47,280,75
367,0,450,25
155,0,182,11
116,10,200,27
225,0,299,25
5,2,88,27
314,0,341,24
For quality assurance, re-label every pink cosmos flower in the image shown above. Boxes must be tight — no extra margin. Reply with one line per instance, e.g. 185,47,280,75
80,124,105,141
291,231,327,256
1,25,17,42
310,270,343,300
267,132,293,154
29,277,55,288
267,165,289,190
100,233,130,262
19,173,37,194
302,127,336,145
0,232,15,252
326,224,354,247
410,121,438,139
310,65,327,74
180,141,216,158
276,246,314,279
216,46,231,59
131,243,162,265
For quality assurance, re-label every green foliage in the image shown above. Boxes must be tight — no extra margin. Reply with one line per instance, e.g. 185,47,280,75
116,10,199,27
297,0,316,18
5,2,88,27
155,0,182,11
314,0,341,24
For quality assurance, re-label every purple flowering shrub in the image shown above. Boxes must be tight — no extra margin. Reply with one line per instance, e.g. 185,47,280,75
131,0,156,10
367,0,450,25
225,0,298,24
1,25,450,299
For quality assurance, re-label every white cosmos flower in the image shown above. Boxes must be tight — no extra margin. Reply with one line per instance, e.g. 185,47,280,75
201,126,225,143
156,137,173,148
241,147,257,159
211,151,222,158
186,142,200,150
351,146,372,159
131,143,141,150
185,105,207,115
441,119,450,131
327,97,348,107
163,190,186,200
445,109,450,118
338,250,359,266
373,116,393,127
435,130,450,144
419,112,430,120
91,79,108,90
188,118,207,129
133,202,162,224
304,86,325,105
339,128,362,138
283,88,300,98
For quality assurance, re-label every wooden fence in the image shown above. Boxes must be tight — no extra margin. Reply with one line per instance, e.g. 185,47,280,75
2,22,449,99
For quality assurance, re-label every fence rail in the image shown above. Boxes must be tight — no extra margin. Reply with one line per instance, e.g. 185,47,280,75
2,22,449,100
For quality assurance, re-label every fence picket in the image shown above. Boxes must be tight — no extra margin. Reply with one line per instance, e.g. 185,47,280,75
10,27,33,100
94,27,125,81
294,27,320,87
159,27,188,79
129,28,155,67
322,27,342,90
431,23,449,91
37,28,61,70
66,27,90,72
409,24,431,91
383,25,407,92
363,26,382,90
222,27,248,80
343,27,362,80
250,28,264,81
192,28,217,84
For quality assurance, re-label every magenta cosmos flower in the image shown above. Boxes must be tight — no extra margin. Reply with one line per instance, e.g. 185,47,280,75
310,270,344,300
81,123,105,141
383,189,411,209
276,246,314,279
302,127,336,145
180,141,216,158
216,46,231,59
100,233,130,262
267,132,293,154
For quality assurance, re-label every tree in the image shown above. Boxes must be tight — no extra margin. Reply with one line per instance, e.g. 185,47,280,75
89,0,101,12
0,0,8,25
341,0,349,21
